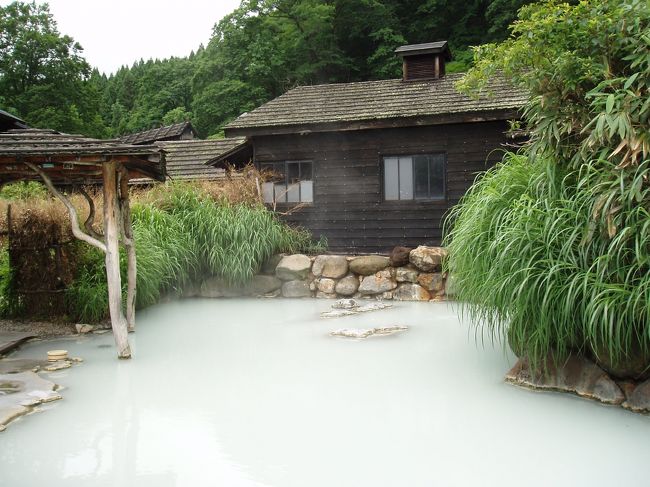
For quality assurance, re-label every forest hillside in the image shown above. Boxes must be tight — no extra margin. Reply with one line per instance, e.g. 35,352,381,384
0,0,533,138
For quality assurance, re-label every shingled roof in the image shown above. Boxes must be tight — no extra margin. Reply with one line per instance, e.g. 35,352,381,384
0,128,165,183
225,73,527,136
120,121,196,145
0,109,28,132
154,138,247,181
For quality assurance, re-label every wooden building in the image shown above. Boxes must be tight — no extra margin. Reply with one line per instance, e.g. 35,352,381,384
213,42,527,253
146,138,248,183
0,110,28,132
120,121,197,145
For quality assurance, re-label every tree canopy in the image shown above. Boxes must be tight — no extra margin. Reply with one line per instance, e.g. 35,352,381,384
0,1,107,137
1,0,534,138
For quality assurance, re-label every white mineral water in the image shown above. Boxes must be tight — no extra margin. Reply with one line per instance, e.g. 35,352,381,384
1,299,649,487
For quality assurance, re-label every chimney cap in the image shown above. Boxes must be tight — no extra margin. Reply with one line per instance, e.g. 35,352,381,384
395,41,452,61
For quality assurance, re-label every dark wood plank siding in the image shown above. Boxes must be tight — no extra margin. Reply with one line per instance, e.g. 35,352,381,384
253,121,511,254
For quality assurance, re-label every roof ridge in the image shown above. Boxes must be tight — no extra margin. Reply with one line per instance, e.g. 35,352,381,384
227,73,526,132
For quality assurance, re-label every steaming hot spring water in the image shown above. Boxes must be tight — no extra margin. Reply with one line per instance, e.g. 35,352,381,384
1,299,649,486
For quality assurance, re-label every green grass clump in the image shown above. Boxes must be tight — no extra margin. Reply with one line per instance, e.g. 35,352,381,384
67,182,321,321
66,245,109,323
444,153,650,375
0,181,48,201
0,243,13,316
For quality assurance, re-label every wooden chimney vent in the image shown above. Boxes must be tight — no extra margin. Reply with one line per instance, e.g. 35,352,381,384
395,41,452,81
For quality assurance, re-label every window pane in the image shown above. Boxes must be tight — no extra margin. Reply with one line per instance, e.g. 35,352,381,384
384,157,399,200
300,162,313,180
274,183,287,203
430,154,445,198
287,182,300,202
398,156,413,200
413,155,430,198
262,182,274,203
287,162,300,184
300,180,313,202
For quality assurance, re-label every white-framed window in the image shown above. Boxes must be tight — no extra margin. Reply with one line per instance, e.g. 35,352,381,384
383,154,445,200
260,161,313,203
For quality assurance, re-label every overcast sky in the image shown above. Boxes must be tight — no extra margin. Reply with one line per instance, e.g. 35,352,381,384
1,0,241,74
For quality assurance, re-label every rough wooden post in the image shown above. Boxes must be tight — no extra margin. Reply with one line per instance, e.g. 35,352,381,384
103,161,131,359
118,167,137,332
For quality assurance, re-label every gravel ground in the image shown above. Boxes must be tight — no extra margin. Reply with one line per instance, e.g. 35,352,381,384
0,319,78,338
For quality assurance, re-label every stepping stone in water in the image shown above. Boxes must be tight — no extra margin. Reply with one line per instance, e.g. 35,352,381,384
330,325,408,339
321,300,393,318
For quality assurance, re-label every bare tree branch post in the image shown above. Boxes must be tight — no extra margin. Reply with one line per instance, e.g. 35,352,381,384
103,161,131,359
25,160,131,358
23,162,106,252
78,186,104,240
118,167,137,332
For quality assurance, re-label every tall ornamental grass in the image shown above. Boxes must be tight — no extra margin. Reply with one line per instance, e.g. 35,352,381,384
445,0,649,378
445,153,650,373
67,182,321,321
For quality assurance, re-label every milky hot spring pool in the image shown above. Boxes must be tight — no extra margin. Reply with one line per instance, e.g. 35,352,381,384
1,299,649,486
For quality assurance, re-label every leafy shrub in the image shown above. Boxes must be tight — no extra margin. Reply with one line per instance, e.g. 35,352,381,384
446,0,650,376
0,181,48,201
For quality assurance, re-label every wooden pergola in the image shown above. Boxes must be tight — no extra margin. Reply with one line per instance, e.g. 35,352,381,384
0,129,166,359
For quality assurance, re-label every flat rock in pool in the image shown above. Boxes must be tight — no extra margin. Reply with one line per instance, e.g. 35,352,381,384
0,359,48,374
321,301,392,318
330,325,408,339
623,379,650,413
330,328,375,339
0,371,61,430
331,298,359,309
506,355,625,405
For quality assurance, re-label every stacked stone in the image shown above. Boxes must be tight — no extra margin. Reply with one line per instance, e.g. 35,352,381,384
198,245,449,301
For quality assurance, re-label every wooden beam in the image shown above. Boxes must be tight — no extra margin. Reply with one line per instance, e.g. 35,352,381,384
118,166,137,332
103,161,131,359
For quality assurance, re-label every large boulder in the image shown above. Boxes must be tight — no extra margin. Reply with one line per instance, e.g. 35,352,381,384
244,275,282,296
316,291,337,299
395,266,419,283
261,254,284,275
505,355,625,405
75,324,94,334
409,246,447,272
315,277,336,294
276,254,312,281
623,379,650,413
590,339,650,381
335,275,359,296
349,255,390,276
358,270,397,295
281,280,312,298
389,246,412,267
200,277,242,298
394,283,430,301
312,255,348,279
445,273,458,298
417,273,444,292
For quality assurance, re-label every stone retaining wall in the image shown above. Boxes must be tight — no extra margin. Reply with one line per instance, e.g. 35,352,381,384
194,245,449,301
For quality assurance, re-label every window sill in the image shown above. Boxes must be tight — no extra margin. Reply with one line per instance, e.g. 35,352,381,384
383,198,447,205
